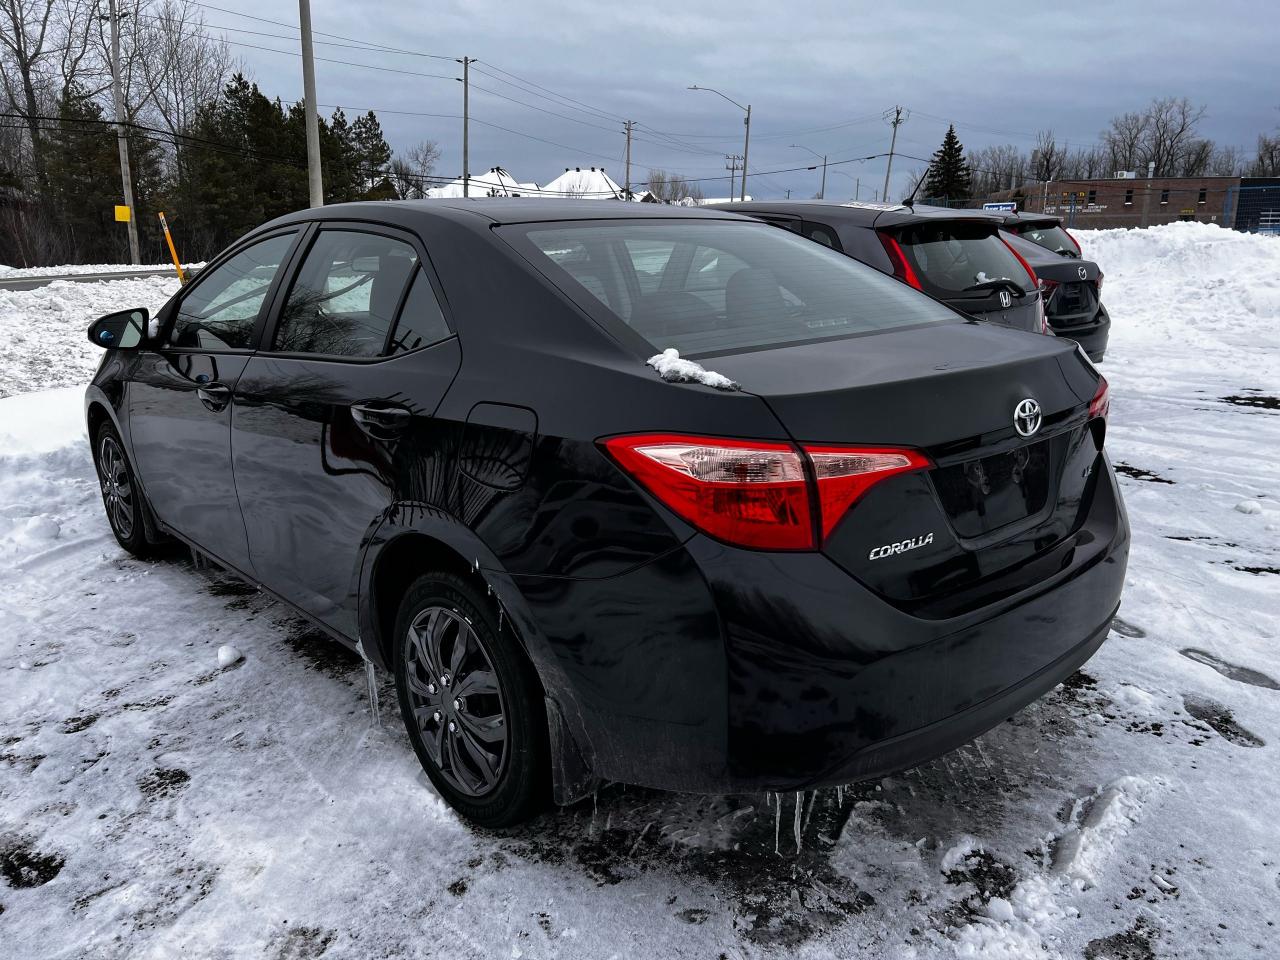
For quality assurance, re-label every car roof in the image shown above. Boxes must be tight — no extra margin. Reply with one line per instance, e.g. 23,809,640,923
262,198,755,230
710,199,1006,230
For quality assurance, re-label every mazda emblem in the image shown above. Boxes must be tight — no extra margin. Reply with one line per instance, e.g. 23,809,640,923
1077,265,1088,280
1014,398,1042,438
998,289,1012,309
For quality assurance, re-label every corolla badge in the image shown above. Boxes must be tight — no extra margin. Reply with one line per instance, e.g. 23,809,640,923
998,289,1012,309
869,532,934,560
1014,397,1042,437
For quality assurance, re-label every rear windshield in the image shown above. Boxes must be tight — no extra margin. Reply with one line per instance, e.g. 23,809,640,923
1013,223,1079,257
504,220,954,356
894,221,1033,300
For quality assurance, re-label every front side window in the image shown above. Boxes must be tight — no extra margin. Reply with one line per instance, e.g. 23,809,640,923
169,232,296,350
508,220,954,357
274,230,419,357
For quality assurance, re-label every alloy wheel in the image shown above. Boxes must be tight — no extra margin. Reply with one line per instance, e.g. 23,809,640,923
403,606,508,797
98,435,135,541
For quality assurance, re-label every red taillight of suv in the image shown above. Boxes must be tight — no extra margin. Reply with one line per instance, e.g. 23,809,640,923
877,232,923,290
1088,376,1110,421
601,434,931,550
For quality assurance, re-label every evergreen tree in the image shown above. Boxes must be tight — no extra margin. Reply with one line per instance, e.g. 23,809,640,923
351,111,392,196
922,124,972,204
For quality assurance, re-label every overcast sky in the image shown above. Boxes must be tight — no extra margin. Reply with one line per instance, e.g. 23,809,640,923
217,0,1280,199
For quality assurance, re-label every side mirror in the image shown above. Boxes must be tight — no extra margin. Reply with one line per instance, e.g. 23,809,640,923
88,308,149,350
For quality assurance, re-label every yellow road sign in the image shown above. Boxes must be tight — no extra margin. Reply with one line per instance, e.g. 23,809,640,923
114,205,131,223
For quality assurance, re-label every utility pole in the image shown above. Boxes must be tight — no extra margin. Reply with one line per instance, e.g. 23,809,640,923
298,0,323,207
623,120,634,199
740,104,751,201
725,155,739,200
106,0,139,264
855,177,860,201
458,57,475,197
882,105,906,203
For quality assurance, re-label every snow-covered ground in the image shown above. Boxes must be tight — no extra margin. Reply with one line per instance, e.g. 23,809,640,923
0,222,1277,958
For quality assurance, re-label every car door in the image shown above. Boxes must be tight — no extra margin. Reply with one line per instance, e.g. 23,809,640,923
230,224,461,637
126,229,302,572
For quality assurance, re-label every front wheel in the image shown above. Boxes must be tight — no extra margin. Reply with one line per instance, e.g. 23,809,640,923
93,422,157,558
392,573,549,827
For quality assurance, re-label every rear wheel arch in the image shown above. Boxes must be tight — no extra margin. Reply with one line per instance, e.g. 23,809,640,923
368,531,478,668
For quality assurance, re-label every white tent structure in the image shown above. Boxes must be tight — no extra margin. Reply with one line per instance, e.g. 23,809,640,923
538,167,626,199
425,167,539,198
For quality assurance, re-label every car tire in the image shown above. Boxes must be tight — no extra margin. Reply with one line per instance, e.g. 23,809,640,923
93,421,158,559
392,572,549,827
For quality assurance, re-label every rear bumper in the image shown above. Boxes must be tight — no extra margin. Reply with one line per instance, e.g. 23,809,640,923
521,466,1129,795
1051,303,1110,360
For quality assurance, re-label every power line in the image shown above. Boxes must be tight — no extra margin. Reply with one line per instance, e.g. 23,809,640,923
220,39,455,81
186,1,454,59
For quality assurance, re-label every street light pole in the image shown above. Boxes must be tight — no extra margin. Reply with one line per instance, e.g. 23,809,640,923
689,85,751,201
790,144,828,199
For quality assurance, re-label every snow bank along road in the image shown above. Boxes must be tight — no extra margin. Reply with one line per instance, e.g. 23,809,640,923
1,223,1277,958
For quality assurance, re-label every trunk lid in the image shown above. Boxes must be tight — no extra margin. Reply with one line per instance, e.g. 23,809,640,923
711,322,1105,614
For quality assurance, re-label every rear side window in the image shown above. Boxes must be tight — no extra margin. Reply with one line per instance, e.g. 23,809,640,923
274,230,418,357
389,269,451,354
895,222,1032,300
1015,223,1078,257
509,221,953,357
170,232,296,350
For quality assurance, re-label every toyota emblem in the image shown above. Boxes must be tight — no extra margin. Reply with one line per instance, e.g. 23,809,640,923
1014,398,1042,438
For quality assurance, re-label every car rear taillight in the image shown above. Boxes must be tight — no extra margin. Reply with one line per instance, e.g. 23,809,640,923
602,434,930,550
1088,376,1110,421
804,446,932,539
1094,271,1104,296
877,232,923,290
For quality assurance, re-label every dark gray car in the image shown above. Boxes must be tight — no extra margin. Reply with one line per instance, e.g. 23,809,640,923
711,200,1048,335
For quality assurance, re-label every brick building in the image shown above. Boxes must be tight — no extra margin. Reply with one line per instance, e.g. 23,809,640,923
986,175,1240,230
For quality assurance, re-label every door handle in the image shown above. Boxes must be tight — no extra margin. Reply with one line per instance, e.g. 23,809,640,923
196,381,232,412
350,401,412,439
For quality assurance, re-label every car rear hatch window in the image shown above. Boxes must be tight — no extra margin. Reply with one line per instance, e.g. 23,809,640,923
502,220,958,357
1013,223,1080,257
889,220,1035,307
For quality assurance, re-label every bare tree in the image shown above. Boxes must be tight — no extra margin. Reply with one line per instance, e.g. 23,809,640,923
142,0,232,144
645,168,703,203
1251,133,1280,177
1143,96,1207,176
0,0,60,187
388,141,440,199
1102,110,1147,173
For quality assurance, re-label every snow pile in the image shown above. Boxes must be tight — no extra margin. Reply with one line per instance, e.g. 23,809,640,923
425,166,539,198
538,166,624,199
647,348,738,390
0,262,192,278
0,276,178,396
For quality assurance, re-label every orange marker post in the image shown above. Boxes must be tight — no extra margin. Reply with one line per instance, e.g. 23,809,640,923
157,212,186,284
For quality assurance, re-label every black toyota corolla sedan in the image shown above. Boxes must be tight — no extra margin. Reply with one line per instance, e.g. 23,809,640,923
710,199,1048,335
85,200,1127,827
